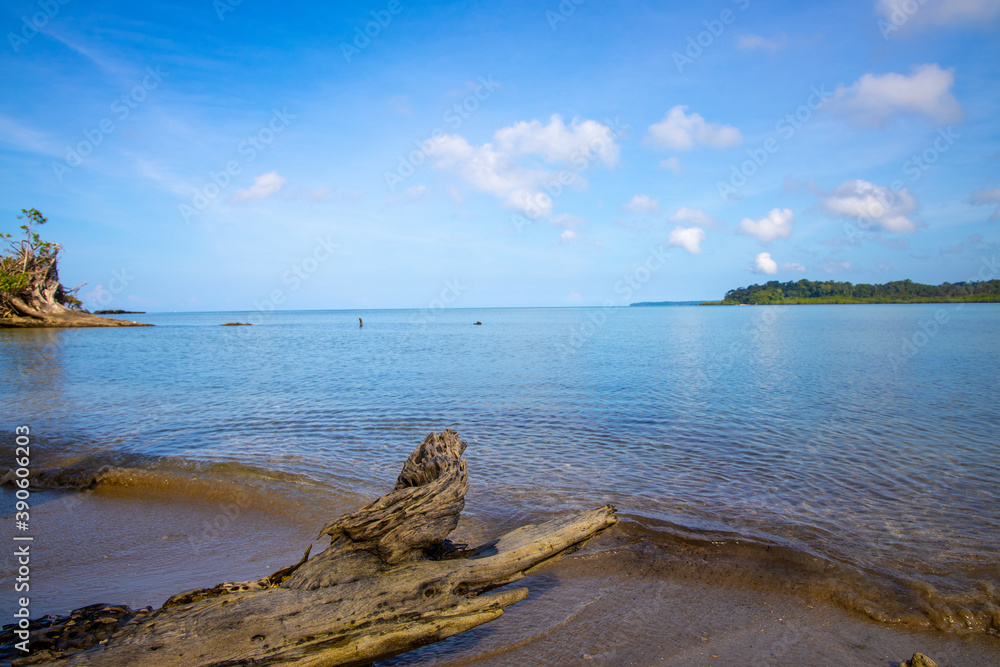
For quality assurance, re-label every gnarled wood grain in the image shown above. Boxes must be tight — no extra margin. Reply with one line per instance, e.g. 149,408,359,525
2,430,617,666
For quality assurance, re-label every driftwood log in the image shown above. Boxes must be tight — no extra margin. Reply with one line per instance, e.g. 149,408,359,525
2,430,617,665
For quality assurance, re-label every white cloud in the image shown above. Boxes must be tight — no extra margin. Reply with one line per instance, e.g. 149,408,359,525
736,34,787,51
560,229,578,242
622,194,661,215
646,105,743,151
875,0,1000,29
428,115,620,218
971,188,1000,220
738,208,794,241
783,262,807,273
668,226,706,254
494,115,619,167
670,206,720,229
233,171,286,202
659,157,683,174
828,64,962,126
823,179,918,232
752,252,779,275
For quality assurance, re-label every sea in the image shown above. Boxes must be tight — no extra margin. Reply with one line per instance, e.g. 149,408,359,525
1,304,998,660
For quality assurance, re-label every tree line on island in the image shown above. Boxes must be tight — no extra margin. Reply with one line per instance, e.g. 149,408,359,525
703,278,1000,305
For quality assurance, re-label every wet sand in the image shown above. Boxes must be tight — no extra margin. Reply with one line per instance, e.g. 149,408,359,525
4,484,997,665
380,542,1000,666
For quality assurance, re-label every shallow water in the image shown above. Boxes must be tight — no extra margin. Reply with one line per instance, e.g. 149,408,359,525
1,305,999,636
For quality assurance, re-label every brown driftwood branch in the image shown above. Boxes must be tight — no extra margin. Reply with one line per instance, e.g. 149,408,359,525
2,430,617,666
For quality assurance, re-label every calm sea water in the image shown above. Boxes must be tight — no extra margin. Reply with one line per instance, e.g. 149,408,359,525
2,304,999,632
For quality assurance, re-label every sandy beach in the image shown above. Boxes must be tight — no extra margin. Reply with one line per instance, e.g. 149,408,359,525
8,473,998,666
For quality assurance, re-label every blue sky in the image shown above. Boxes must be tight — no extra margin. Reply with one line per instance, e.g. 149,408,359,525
1,0,998,311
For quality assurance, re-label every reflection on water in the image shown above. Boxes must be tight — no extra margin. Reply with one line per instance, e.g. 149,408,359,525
1,305,999,632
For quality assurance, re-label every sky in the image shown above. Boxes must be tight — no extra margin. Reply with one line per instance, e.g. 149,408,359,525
1,0,998,311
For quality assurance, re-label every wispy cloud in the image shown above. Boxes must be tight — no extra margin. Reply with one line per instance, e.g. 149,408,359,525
646,105,742,150
387,185,427,205
670,207,721,230
823,179,918,232
875,0,1000,30
659,157,683,174
0,115,61,157
971,188,1000,220
827,64,962,127
233,171,286,202
736,33,787,51
622,194,660,215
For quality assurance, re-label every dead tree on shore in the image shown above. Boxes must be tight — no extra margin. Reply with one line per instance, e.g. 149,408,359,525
0,209,147,328
3,430,618,666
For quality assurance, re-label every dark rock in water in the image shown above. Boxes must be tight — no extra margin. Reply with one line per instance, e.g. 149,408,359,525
474,321,482,325
901,653,938,667
220,322,251,326
93,310,145,314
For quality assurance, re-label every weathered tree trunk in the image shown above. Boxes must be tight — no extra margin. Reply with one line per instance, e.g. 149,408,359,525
2,430,617,666
1,233,148,328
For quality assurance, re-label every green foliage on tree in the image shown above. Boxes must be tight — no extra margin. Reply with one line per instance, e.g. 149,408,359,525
1,208,83,317
710,278,1000,305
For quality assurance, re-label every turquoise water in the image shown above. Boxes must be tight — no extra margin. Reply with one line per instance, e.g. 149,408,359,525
1,304,999,631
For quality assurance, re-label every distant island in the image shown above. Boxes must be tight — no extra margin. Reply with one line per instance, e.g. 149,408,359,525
701,279,1000,305
630,300,707,307
93,309,145,315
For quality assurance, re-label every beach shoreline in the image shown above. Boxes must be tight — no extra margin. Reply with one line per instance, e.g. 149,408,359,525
3,471,997,665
